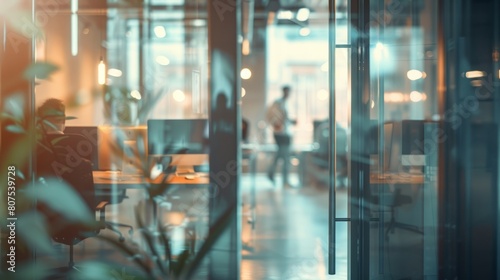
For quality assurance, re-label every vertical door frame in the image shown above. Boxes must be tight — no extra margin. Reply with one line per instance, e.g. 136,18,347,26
349,0,371,279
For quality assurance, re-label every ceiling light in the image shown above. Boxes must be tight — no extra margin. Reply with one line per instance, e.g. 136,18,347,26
407,69,423,80
240,68,252,80
155,56,170,65
154,26,166,38
299,27,310,36
465,71,486,78
373,42,388,62
277,10,293,20
130,90,142,100
192,19,206,27
108,68,122,77
98,58,106,85
242,39,250,55
296,8,310,21
173,90,185,102
410,91,423,102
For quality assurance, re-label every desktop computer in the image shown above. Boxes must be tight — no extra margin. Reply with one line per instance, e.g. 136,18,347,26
147,119,209,176
367,120,395,173
401,120,426,171
97,125,148,174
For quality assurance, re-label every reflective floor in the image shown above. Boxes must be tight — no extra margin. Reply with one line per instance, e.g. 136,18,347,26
36,172,347,280
240,173,347,280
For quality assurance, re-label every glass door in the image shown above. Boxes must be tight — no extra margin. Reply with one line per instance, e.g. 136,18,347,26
329,0,440,279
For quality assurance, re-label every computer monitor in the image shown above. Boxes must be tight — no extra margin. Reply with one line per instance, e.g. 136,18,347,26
401,120,425,167
97,125,148,173
147,119,209,175
367,120,394,172
63,126,99,170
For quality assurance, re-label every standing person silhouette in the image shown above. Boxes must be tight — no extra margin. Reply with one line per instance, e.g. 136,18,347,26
266,85,297,187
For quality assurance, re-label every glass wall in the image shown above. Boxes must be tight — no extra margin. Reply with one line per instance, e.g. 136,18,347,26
2,1,215,278
365,0,440,279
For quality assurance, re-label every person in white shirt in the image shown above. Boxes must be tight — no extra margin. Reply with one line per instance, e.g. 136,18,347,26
266,85,296,187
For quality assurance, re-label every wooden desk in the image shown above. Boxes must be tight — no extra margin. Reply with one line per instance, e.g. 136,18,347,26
370,172,424,185
93,171,210,189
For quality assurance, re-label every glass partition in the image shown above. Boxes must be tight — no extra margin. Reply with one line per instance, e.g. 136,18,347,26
30,1,213,278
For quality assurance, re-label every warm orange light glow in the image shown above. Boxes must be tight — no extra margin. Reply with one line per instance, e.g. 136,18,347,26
98,59,106,85
465,71,486,79
242,39,250,55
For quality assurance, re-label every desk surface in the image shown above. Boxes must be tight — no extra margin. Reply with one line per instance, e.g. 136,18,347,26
370,172,424,185
93,171,210,189
93,171,423,187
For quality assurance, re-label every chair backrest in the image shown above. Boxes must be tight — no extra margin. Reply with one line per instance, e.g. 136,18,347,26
36,133,98,244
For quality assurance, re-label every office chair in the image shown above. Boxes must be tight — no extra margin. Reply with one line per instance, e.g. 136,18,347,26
42,133,133,242
36,134,110,277
384,188,423,239
94,188,134,242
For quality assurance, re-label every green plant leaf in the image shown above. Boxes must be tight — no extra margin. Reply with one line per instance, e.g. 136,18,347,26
6,124,25,133
134,204,168,276
96,235,155,279
23,62,59,80
10,261,51,280
16,211,56,256
24,178,93,223
2,93,25,122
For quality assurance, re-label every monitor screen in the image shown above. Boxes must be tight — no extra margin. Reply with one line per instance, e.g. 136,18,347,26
147,119,209,174
367,121,394,172
401,120,425,166
97,125,148,173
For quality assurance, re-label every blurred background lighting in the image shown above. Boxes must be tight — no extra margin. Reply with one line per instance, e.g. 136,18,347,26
241,87,246,97
465,70,486,78
242,39,250,55
407,69,423,80
373,42,388,62
470,80,483,87
155,55,170,65
97,59,106,85
71,0,78,56
154,26,166,38
384,92,404,103
172,90,185,102
107,68,122,77
410,91,423,102
130,90,142,100
321,62,328,72
240,68,252,79
299,27,310,36
277,10,293,20
317,89,328,101
296,8,310,21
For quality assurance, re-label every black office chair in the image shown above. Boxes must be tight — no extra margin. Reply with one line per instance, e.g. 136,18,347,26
36,133,109,277
94,188,134,242
384,188,423,239
40,133,133,242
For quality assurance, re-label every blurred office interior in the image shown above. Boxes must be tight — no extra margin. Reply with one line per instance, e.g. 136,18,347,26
1,0,499,279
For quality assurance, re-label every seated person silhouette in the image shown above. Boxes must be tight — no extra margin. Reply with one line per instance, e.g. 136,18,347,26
35,99,98,246
36,98,83,177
